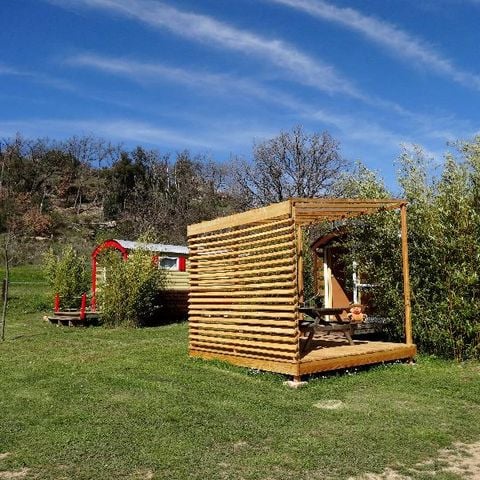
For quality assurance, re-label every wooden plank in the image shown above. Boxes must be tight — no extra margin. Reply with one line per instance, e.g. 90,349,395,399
190,232,295,256
189,276,296,288
190,279,296,291
189,288,296,297
189,264,295,280
189,296,296,304
189,331,298,344
189,349,299,373
189,248,296,270
189,322,297,334
189,224,294,250
189,338,297,355
189,316,297,327
188,303,295,311
189,238,295,262
189,257,294,275
299,344,416,375
291,198,405,207
189,218,293,245
400,203,413,345
188,200,292,236
189,309,295,318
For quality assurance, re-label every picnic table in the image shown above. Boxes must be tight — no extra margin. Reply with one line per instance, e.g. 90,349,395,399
299,306,357,352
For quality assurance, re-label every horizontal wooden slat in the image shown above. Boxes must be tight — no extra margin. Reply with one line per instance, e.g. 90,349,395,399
189,309,296,319
189,296,296,304
188,248,296,271
189,218,293,246
189,289,296,297
189,279,297,291
189,257,294,275
189,315,297,327
189,322,296,334
189,238,295,263
189,336,297,353
189,278,296,290
189,330,297,343
190,232,295,256
188,200,291,236
189,264,295,281
190,347,296,364
188,303,295,311
189,224,294,251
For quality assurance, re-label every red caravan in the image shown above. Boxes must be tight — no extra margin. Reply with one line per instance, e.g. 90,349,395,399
91,239,189,318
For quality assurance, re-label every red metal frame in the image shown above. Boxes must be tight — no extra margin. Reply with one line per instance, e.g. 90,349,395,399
91,240,129,308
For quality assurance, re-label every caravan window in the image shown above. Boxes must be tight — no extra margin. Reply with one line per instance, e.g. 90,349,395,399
159,257,178,270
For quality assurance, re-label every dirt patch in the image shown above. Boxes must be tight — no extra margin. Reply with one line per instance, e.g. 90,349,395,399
313,400,344,410
130,469,154,479
0,468,30,479
350,440,480,479
0,454,11,461
436,441,480,478
233,440,248,452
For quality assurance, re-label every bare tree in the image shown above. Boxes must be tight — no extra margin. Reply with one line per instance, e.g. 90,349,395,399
233,126,347,207
1,233,12,341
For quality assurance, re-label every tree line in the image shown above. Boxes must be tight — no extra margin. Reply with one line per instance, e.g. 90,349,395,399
0,127,343,249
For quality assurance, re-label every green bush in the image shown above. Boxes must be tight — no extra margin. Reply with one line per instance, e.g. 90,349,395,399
44,245,89,309
98,246,166,327
337,140,480,360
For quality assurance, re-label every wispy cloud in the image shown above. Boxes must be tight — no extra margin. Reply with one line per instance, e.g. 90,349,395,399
0,62,77,91
50,0,365,100
268,0,480,91
66,53,468,150
66,52,308,108
0,118,215,148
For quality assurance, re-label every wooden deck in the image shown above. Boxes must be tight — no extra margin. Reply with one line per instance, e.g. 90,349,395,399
190,335,416,379
298,335,416,376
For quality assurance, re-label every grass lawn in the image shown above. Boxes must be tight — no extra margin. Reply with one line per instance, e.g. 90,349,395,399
0,265,479,480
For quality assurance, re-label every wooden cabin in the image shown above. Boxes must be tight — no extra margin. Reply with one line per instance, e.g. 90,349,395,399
187,198,416,381
91,239,189,320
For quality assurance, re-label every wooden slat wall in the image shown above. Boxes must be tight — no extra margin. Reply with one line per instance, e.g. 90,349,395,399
165,271,189,291
188,215,299,363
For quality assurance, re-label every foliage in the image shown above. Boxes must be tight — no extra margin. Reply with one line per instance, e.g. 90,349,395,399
339,142,480,360
44,245,89,309
98,241,166,327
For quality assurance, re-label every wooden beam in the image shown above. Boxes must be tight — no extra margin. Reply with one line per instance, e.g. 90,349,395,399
296,225,304,307
400,203,413,345
188,200,291,236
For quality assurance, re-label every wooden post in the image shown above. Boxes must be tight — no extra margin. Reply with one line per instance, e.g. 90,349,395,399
54,293,60,313
80,293,87,320
296,225,304,306
400,204,413,345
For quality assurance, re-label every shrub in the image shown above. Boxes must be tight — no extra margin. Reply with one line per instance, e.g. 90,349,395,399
338,141,480,360
98,246,166,327
44,245,89,309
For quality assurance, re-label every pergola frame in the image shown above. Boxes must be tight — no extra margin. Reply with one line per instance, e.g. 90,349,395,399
187,198,416,380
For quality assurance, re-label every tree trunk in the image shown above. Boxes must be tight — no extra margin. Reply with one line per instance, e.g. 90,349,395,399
1,236,10,341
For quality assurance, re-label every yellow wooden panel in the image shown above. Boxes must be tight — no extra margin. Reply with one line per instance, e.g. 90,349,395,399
188,200,291,236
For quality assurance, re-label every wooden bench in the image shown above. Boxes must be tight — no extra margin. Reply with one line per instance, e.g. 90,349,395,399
299,306,364,352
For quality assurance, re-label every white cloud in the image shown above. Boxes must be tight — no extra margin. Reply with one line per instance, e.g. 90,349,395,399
66,53,469,151
51,0,365,99
269,0,480,90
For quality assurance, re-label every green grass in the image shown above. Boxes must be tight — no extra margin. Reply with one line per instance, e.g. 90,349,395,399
0,265,479,479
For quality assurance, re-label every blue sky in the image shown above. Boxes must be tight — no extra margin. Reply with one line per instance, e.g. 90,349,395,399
1,0,480,188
